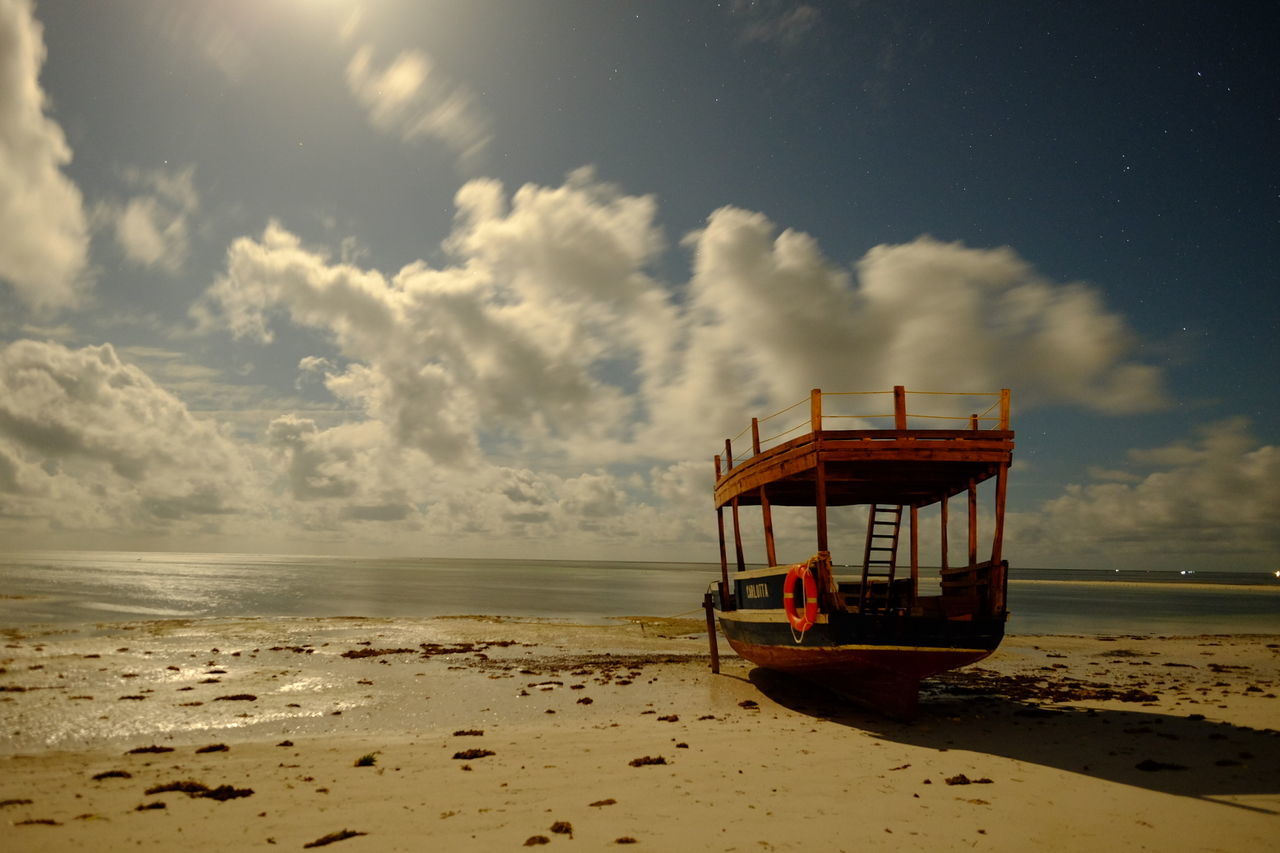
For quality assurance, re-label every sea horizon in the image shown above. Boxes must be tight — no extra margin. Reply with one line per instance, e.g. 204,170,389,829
1,549,1276,637
3,546,1276,579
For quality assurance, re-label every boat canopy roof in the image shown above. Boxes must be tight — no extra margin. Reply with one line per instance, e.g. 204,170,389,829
714,389,1014,511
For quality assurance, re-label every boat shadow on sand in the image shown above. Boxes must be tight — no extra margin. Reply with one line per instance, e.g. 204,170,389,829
748,667,1280,814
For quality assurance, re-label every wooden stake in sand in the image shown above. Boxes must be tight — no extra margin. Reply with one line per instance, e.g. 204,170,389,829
702,591,720,674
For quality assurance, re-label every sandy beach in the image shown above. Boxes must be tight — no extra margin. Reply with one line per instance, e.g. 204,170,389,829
2,616,1277,851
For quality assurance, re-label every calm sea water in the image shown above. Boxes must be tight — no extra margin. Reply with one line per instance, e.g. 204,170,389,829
0,551,1277,636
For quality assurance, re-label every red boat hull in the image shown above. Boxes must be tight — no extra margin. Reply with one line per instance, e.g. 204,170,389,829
722,625,999,719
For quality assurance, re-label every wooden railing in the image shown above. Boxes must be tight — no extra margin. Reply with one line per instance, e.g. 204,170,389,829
939,559,1008,619
721,386,1011,473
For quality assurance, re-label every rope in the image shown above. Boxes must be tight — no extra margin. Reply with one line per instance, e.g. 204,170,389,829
909,413,997,420
757,396,808,424
723,390,1010,454
761,420,809,445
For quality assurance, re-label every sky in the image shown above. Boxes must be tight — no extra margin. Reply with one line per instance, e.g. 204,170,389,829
0,0,1276,570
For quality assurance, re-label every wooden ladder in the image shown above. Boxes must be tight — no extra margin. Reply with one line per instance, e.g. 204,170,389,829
859,504,902,612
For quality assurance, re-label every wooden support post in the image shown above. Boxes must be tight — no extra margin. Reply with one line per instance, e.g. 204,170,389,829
893,385,907,430
999,388,1010,431
990,463,1008,566
732,498,745,573
810,391,828,553
751,416,778,567
909,504,919,604
814,461,829,553
940,495,949,571
703,591,720,674
967,477,978,567
725,435,746,573
760,487,778,567
715,456,729,606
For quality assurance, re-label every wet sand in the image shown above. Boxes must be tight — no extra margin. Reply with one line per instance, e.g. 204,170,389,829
2,616,1277,851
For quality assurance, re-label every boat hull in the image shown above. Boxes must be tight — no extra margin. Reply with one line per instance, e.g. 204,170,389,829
718,610,1004,718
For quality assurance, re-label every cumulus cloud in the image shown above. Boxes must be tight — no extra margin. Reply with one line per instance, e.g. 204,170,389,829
1012,419,1280,566
197,172,1166,479
102,166,200,272
642,210,1166,456
345,44,492,169
0,0,91,311
172,168,1187,559
196,170,672,464
0,340,261,542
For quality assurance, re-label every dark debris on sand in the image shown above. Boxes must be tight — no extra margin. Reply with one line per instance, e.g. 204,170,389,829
452,748,495,760
629,755,667,767
144,780,254,800
935,668,1158,704
944,774,994,786
341,647,415,659
303,829,368,848
200,785,254,801
146,780,209,795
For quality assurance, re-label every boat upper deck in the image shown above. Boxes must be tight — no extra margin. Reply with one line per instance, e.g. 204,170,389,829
714,388,1013,510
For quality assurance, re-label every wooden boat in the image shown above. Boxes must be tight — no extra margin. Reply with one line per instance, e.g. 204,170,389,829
703,387,1014,719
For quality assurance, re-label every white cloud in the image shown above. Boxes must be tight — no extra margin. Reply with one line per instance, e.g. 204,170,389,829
345,44,492,169
197,172,1167,475
641,211,1166,457
1012,419,1280,567
0,166,1189,557
104,166,200,273
851,236,1167,413
0,340,262,544
172,169,1190,560
195,170,672,464
0,0,91,311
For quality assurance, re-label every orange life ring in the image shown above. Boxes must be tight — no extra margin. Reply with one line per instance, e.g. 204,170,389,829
782,563,819,633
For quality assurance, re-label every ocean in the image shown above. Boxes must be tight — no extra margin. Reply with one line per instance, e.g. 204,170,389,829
0,551,1277,636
